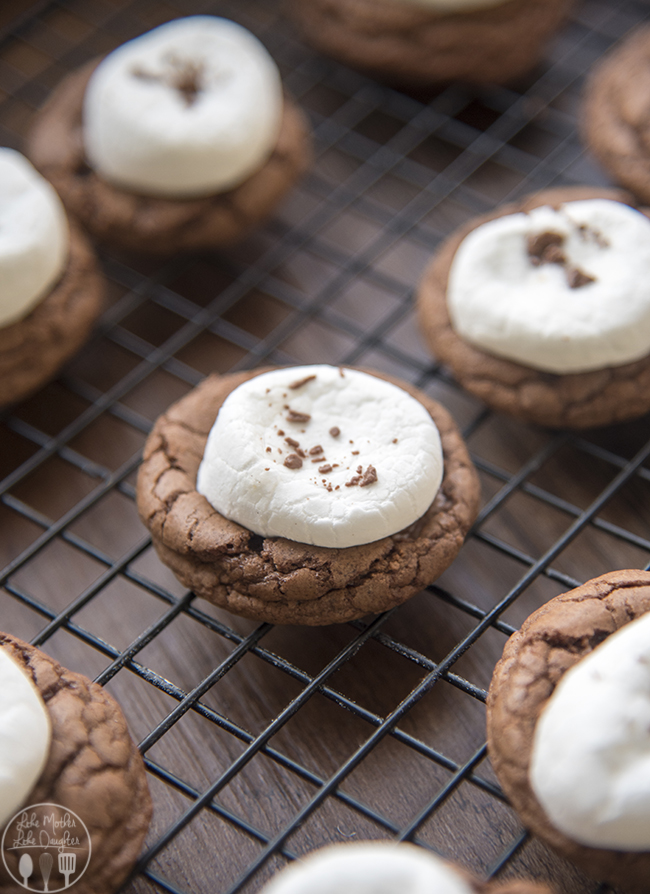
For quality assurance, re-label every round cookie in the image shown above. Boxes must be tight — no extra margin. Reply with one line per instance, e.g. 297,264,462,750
582,26,650,205
416,186,650,429
136,367,480,626
0,221,104,407
260,840,554,894
0,632,151,894
26,30,311,254
486,569,650,893
286,0,573,86
0,150,104,408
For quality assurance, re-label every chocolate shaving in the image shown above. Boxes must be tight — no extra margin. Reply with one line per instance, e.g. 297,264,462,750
318,464,333,474
351,450,359,455
283,454,302,469
527,230,565,265
356,465,363,474
566,267,596,289
528,229,597,288
285,437,300,448
286,409,311,423
359,465,378,487
296,448,306,458
578,223,609,248
289,374,316,389
345,476,361,487
309,445,323,455
329,427,340,438
132,56,205,107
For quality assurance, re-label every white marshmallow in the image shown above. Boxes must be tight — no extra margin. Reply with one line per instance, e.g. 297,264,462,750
260,842,475,894
447,200,650,374
0,647,51,827
196,366,443,549
0,149,69,328
83,16,283,198
530,610,650,849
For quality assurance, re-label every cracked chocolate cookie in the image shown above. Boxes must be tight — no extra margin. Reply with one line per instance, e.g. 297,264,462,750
286,0,573,86
582,26,650,205
0,222,104,408
26,21,312,255
417,186,650,429
0,632,151,894
136,367,480,625
487,570,650,893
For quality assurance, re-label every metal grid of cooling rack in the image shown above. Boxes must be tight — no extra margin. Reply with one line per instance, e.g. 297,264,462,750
2,0,650,892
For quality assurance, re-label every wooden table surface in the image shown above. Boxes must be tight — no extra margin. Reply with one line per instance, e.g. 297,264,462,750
1,0,649,892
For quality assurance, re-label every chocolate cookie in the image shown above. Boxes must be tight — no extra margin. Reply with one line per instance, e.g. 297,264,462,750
0,632,151,894
26,60,312,255
0,223,104,408
582,26,650,205
136,368,480,625
286,0,572,86
416,186,650,429
487,569,650,893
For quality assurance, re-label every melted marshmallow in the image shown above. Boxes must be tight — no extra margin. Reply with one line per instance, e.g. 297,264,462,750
0,647,51,827
83,16,283,197
530,611,650,849
447,200,650,374
260,842,475,894
0,149,69,328
197,366,443,549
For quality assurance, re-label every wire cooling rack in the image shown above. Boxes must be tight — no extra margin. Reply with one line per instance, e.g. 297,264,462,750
2,0,650,892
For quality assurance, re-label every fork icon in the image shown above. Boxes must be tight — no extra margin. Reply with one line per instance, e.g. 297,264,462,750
58,852,76,888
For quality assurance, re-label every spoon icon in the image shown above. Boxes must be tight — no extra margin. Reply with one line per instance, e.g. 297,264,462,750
18,853,33,888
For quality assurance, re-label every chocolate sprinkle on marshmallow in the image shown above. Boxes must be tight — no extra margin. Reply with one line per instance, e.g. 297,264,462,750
284,453,302,469
289,374,317,389
360,465,378,487
567,267,596,289
527,231,565,265
286,409,311,423
329,427,340,438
